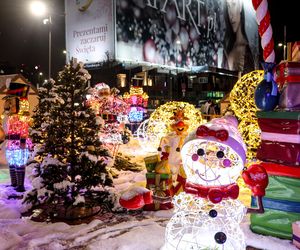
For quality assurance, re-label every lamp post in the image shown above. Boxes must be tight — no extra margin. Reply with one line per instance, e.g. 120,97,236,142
44,16,52,79
175,39,182,98
63,50,70,63
30,1,52,79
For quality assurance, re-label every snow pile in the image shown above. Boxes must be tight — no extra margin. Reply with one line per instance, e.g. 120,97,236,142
120,186,150,201
0,185,23,219
0,137,298,249
241,218,297,250
0,169,298,250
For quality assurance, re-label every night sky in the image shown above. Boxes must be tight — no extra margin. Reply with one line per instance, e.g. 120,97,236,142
0,0,298,79
0,0,65,78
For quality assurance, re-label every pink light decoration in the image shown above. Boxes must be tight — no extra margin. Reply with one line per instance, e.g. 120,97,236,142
6,116,29,138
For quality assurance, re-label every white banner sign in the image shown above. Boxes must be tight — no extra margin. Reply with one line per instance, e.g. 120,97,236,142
65,0,114,64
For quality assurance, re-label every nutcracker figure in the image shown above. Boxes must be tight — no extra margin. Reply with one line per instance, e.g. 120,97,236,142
2,80,31,192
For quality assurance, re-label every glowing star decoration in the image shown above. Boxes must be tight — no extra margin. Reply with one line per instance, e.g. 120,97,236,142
164,116,268,250
138,101,202,152
230,70,264,160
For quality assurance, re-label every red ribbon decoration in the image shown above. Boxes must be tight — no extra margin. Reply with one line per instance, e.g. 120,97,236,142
184,182,239,204
196,125,229,141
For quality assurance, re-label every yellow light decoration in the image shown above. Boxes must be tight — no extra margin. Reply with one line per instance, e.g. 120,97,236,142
149,101,202,132
123,92,130,99
18,99,30,116
230,70,263,120
129,86,144,96
229,70,264,160
138,101,202,152
238,118,261,160
142,92,149,99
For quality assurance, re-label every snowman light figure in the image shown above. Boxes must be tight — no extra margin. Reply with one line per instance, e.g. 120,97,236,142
165,115,268,250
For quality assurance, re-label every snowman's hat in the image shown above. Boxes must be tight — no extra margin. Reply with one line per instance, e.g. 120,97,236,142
4,81,30,99
184,115,246,164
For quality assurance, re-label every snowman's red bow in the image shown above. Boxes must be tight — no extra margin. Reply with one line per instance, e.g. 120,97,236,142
184,182,239,204
196,125,229,141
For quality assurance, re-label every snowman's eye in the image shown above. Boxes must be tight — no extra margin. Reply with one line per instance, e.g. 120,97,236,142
216,151,224,158
214,232,227,244
197,148,205,156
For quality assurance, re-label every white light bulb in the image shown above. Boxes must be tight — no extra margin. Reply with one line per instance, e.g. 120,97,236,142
30,1,47,17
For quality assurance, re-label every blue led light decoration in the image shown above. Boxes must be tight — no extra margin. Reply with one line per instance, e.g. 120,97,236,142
128,109,144,123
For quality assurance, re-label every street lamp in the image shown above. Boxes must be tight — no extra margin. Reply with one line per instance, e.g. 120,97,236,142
29,1,52,79
63,50,70,62
175,39,181,67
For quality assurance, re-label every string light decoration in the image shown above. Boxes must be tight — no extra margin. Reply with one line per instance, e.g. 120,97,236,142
238,118,261,160
165,210,245,250
87,83,130,149
229,70,264,159
137,102,202,152
2,80,32,192
123,86,149,124
164,116,248,250
230,70,263,120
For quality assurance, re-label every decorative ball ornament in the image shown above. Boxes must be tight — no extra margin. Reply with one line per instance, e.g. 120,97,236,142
254,62,279,111
254,80,279,110
252,0,275,63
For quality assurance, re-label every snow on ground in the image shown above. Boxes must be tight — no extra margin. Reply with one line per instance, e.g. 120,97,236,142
0,139,298,250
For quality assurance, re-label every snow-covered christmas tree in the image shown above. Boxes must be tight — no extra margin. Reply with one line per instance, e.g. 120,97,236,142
29,79,60,145
24,60,113,218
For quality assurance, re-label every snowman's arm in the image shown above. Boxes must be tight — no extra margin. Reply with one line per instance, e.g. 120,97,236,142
242,163,269,214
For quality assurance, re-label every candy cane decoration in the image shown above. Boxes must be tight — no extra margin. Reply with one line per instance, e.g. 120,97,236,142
252,0,275,63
